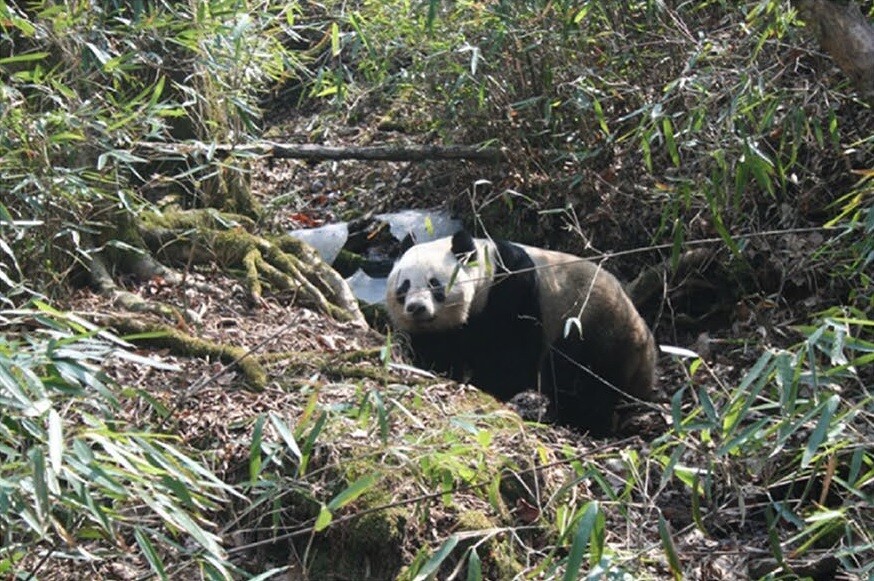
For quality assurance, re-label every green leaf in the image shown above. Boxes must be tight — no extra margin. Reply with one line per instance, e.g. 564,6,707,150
0,51,49,64
658,513,682,580
764,507,785,569
593,98,610,136
371,388,389,443
690,474,705,532
467,548,482,581
268,412,302,462
709,210,741,257
722,351,773,433
149,75,166,107
425,0,440,31
802,394,840,468
314,504,333,532
327,473,379,511
563,501,599,581
331,22,341,56
641,132,653,172
698,386,717,424
589,508,606,566
414,535,459,581
670,386,685,430
30,448,49,531
249,415,265,483
663,117,680,166
134,528,167,580
299,411,327,475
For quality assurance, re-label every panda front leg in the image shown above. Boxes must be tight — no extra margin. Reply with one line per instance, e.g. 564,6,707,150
409,330,470,381
542,339,622,437
463,323,543,403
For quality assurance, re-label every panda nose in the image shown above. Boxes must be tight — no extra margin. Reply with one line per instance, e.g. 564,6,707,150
405,301,428,318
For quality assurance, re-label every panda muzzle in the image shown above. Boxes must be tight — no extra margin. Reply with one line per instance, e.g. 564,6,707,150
404,300,434,321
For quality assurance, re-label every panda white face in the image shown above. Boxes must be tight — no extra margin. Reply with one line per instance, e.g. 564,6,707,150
386,235,491,333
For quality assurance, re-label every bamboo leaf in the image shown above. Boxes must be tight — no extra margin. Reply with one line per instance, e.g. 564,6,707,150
425,0,440,31
47,408,63,474
330,22,341,56
314,504,333,532
371,388,389,443
300,412,327,475
249,567,291,581
327,473,379,511
663,117,680,166
670,386,685,430
414,535,459,581
467,548,482,581
658,513,682,580
563,501,599,581
802,394,840,468
135,528,168,580
268,412,302,462
0,51,49,64
249,415,265,483
30,448,49,531
698,386,717,424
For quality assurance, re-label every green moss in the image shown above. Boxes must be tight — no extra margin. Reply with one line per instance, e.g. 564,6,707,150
456,510,524,579
302,507,407,580
111,317,268,389
456,510,496,531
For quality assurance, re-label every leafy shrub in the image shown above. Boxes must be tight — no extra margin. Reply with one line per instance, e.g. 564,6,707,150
0,304,236,577
0,0,297,296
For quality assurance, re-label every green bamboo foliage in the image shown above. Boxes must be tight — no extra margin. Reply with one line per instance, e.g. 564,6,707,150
0,306,235,578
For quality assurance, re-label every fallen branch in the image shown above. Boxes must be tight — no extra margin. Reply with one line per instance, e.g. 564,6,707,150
136,141,504,163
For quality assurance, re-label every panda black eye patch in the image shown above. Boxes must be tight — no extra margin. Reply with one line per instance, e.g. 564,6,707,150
428,277,446,302
396,279,410,303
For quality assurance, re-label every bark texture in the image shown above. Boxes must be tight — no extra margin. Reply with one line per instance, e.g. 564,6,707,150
797,0,874,98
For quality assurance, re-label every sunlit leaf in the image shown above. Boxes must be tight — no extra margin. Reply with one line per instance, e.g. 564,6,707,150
269,412,302,462
414,535,459,581
327,473,379,511
563,501,599,581
314,504,333,532
47,409,63,474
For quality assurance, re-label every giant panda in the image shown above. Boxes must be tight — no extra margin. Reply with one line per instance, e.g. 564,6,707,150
385,230,657,435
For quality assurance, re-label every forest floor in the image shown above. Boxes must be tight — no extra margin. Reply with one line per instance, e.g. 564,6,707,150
55,101,858,580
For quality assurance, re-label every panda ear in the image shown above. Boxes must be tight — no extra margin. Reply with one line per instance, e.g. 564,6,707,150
397,232,417,255
451,230,477,263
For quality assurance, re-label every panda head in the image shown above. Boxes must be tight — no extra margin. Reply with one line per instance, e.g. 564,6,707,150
386,230,494,332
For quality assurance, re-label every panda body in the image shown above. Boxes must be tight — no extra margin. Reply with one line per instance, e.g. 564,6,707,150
386,230,656,435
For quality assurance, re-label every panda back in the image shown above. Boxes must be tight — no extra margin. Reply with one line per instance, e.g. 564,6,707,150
521,244,657,402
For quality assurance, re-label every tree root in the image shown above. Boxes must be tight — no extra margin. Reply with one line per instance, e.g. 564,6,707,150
96,318,391,392
86,251,197,325
100,315,269,389
138,209,365,325
77,206,371,393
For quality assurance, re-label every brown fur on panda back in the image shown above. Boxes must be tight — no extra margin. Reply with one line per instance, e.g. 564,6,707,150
521,244,657,410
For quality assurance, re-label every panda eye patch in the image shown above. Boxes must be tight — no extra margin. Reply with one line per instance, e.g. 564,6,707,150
396,279,410,303
428,277,446,302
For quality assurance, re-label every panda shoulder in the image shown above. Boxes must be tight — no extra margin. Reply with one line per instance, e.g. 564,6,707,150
491,239,536,272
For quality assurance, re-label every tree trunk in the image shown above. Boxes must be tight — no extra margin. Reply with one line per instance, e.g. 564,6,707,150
796,0,874,99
